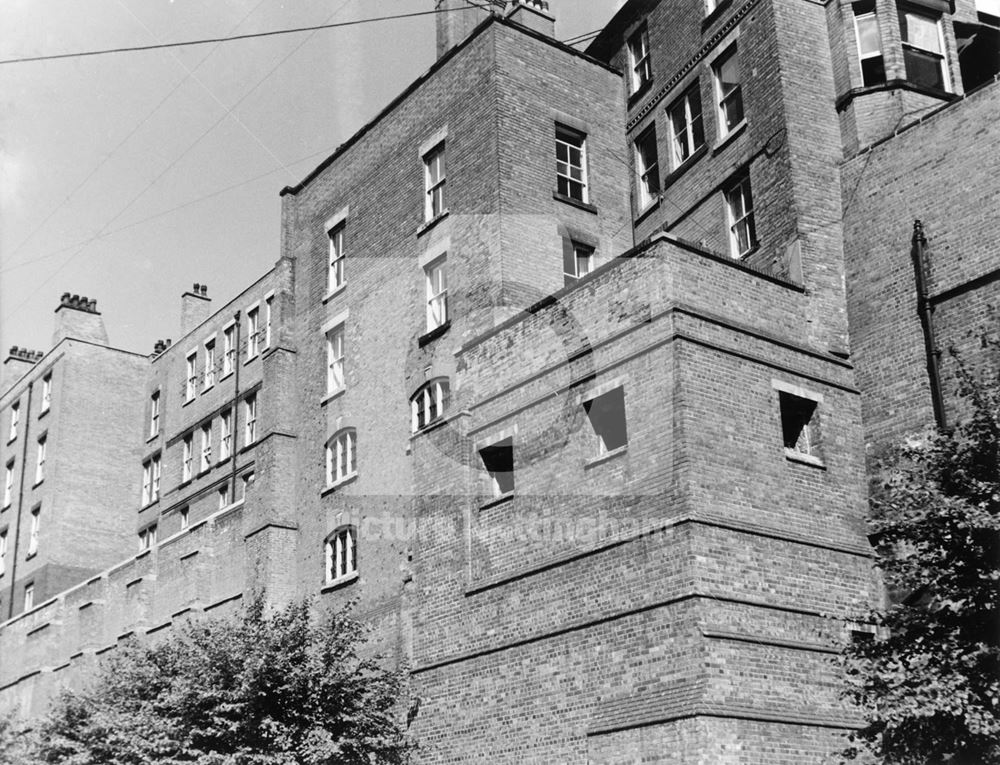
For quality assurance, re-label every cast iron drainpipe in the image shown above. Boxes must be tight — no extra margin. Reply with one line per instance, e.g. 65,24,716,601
911,219,947,430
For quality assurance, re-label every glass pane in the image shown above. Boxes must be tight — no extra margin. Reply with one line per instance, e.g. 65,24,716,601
904,12,941,53
856,14,881,55
904,47,945,89
718,48,741,91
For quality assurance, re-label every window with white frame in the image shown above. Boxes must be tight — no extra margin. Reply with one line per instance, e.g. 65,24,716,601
0,530,7,576
34,435,45,484
23,583,33,611
152,454,161,501
667,84,706,168
584,387,629,456
180,507,190,530
223,324,236,375
138,524,157,552
325,526,357,583
3,461,13,507
247,307,260,359
634,124,661,209
28,508,39,556
853,0,886,86
218,484,231,509
149,390,160,438
182,434,193,482
141,454,161,505
627,25,652,93
725,173,756,258
264,295,274,348
185,351,197,401
244,394,257,446
41,374,51,413
563,241,594,286
8,402,18,442
220,409,232,461
899,7,950,91
423,142,446,221
204,339,216,389
713,43,745,136
425,257,448,331
328,223,346,292
200,423,212,472
326,429,357,487
326,325,345,394
479,437,514,498
555,125,588,202
411,378,451,433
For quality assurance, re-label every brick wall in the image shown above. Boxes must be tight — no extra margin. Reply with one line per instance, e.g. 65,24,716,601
842,81,1000,452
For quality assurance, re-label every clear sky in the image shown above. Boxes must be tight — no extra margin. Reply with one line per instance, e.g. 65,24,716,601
0,0,622,356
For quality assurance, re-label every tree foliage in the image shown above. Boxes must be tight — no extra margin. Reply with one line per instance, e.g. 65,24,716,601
843,368,1000,764
29,597,410,765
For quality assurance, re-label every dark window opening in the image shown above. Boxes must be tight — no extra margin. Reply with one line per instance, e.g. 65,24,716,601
956,19,1000,90
584,387,629,455
480,437,514,497
779,391,820,457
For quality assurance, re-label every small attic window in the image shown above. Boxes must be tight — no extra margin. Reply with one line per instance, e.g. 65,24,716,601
584,387,629,455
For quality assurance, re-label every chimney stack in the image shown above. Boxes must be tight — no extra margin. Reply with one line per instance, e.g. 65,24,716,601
151,338,173,358
53,293,109,346
435,0,497,59
506,0,555,37
2,346,44,394
181,283,212,337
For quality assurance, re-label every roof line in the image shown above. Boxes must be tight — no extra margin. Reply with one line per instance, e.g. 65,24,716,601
280,15,619,198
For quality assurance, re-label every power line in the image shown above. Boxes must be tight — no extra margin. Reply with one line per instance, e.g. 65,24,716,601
0,7,455,66
1,0,359,325
0,143,342,276
1,0,272,269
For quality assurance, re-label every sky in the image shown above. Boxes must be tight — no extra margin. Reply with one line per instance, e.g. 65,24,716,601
0,0,622,357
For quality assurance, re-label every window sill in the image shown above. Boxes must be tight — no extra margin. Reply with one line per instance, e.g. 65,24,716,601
239,441,256,454
323,283,347,304
145,433,159,444
38,407,50,420
321,472,358,496
712,120,747,155
480,492,514,511
735,242,761,262
418,320,451,348
25,552,37,561
243,354,257,366
182,397,195,407
784,447,826,469
217,456,232,468
202,382,215,394
140,499,160,510
32,479,43,489
219,371,234,383
634,197,660,225
416,209,450,238
135,549,151,560
321,387,346,406
585,445,629,469
552,192,598,215
663,143,708,188
321,570,359,592
178,477,192,489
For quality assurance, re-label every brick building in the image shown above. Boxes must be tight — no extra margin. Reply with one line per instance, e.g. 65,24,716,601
0,0,997,761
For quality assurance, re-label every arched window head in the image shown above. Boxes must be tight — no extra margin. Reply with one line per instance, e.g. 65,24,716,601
326,429,357,487
410,378,451,433
324,525,357,583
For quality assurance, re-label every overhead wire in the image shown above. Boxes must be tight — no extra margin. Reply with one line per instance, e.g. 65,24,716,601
1,0,366,325
0,7,463,66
